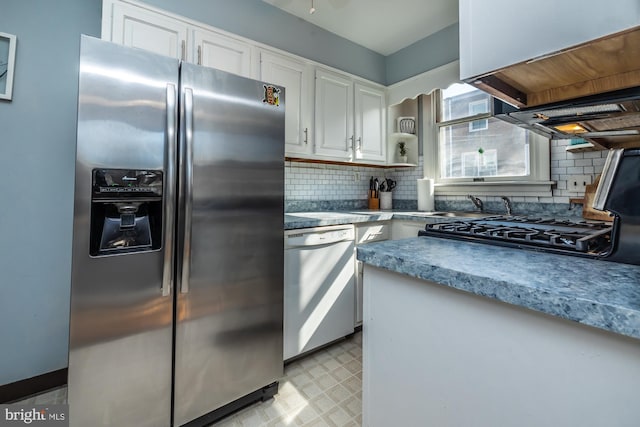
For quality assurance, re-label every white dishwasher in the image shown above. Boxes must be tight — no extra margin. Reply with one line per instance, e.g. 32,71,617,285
284,225,355,361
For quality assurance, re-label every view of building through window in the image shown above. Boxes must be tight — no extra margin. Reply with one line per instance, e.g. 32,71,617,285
438,83,529,179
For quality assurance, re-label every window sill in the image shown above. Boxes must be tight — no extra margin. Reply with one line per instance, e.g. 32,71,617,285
434,181,555,197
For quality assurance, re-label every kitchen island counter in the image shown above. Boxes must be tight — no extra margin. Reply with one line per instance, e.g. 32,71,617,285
359,236,640,427
357,236,640,340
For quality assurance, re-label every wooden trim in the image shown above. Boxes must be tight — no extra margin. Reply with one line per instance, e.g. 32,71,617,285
528,69,640,107
470,76,527,108
474,26,640,108
285,157,415,169
0,369,67,403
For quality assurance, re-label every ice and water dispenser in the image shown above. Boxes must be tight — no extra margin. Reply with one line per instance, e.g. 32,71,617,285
90,169,163,256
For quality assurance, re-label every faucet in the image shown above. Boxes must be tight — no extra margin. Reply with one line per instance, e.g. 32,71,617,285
468,195,483,212
501,196,513,216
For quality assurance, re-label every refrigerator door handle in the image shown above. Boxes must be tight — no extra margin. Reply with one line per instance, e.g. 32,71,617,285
162,83,177,297
180,87,194,294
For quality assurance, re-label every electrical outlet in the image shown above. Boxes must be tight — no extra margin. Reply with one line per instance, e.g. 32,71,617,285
354,172,361,181
568,175,591,193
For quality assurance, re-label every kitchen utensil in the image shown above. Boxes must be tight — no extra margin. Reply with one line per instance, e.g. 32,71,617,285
385,178,396,191
583,175,613,221
397,117,416,134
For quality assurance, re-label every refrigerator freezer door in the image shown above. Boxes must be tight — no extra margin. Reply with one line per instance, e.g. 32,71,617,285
173,64,285,426
68,36,178,427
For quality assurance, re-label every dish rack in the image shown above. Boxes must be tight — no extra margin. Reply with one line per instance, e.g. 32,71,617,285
396,116,416,134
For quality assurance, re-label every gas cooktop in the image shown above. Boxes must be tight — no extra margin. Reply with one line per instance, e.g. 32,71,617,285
418,216,613,258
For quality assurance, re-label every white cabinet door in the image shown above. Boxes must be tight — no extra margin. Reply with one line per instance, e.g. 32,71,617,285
459,0,640,80
354,83,386,162
314,68,354,159
108,1,188,59
193,28,252,77
391,220,426,240
260,51,312,156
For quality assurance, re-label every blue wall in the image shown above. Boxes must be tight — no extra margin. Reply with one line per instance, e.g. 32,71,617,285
386,23,459,85
142,0,387,84
0,0,102,386
0,0,457,388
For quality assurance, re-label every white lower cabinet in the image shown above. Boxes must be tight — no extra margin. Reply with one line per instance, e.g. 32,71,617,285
363,266,640,426
391,220,426,240
354,222,390,326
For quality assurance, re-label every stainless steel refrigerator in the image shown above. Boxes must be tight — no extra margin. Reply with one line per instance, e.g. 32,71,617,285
68,35,284,427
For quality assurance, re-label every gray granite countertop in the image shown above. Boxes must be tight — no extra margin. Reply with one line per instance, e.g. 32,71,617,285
284,210,462,230
357,237,640,340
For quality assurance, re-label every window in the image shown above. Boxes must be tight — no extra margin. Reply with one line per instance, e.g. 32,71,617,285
438,83,529,180
468,100,488,132
461,149,497,177
428,82,551,196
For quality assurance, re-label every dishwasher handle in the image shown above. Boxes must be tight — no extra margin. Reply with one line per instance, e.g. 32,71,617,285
286,228,355,248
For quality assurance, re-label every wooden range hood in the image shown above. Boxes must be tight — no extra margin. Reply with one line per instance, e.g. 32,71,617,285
469,26,640,150
468,26,640,108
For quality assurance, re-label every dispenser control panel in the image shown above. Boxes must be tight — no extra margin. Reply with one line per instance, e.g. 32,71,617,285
89,168,163,256
92,169,163,199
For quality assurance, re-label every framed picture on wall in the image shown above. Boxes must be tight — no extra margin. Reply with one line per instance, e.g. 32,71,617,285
0,32,17,101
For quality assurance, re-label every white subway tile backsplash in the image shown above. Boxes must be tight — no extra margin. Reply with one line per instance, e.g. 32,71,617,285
584,151,604,159
575,159,593,167
567,166,584,174
285,139,610,209
284,157,424,204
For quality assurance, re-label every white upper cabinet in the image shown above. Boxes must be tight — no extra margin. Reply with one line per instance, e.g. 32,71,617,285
314,69,387,162
459,0,640,80
260,51,313,156
106,1,188,59
354,83,386,162
193,28,252,78
103,0,391,165
314,68,354,160
105,0,252,77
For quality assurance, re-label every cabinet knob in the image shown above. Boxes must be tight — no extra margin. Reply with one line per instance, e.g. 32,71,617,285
304,128,308,144
197,46,202,65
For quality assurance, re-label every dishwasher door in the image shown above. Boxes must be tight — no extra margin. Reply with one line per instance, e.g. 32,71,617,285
284,225,355,361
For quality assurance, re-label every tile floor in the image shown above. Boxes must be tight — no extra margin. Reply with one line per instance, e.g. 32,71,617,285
12,331,362,427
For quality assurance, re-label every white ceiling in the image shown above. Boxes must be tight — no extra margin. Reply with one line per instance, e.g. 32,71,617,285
262,0,459,56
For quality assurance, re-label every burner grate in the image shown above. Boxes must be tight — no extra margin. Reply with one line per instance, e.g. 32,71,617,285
421,216,613,256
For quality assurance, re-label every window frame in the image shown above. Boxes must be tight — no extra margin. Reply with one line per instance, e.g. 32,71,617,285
424,83,553,197
467,99,489,132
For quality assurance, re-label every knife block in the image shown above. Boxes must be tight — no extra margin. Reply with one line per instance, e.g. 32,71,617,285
368,192,379,210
